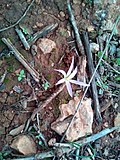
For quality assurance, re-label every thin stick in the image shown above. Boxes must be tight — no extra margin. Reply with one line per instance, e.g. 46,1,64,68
83,31,102,123
0,70,7,86
67,0,85,55
31,84,65,120
2,38,40,82
15,27,30,50
60,15,120,142
100,98,113,113
0,0,35,32
101,58,120,75
29,23,58,44
12,151,55,160
55,126,120,148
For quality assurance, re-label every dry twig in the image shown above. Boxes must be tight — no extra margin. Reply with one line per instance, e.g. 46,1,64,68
29,23,58,45
15,27,30,50
83,31,102,123
67,0,85,55
2,38,40,82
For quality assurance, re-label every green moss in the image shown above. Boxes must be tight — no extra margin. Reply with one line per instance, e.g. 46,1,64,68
46,74,52,80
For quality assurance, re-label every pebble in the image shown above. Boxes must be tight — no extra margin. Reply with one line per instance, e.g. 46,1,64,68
11,135,37,155
114,113,120,131
36,22,44,28
87,25,95,32
59,11,65,17
90,43,99,53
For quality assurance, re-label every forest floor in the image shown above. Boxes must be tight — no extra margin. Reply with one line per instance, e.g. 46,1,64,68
0,0,120,159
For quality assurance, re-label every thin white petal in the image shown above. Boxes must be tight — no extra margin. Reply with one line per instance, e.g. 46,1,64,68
69,79,89,86
54,69,66,77
66,81,73,97
67,56,74,76
56,78,65,85
67,66,77,80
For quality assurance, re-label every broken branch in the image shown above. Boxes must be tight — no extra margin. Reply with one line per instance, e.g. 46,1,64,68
67,0,85,55
15,27,30,50
2,38,40,82
29,23,58,45
83,31,102,123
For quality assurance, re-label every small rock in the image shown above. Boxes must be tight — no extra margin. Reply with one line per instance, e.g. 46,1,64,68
90,43,99,53
87,25,95,32
48,138,56,146
37,38,56,54
51,97,93,141
73,0,79,4
114,113,120,132
13,85,23,94
11,135,37,155
59,11,65,17
36,22,44,28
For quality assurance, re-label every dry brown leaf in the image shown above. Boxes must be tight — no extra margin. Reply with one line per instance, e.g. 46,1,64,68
9,124,25,136
51,96,93,141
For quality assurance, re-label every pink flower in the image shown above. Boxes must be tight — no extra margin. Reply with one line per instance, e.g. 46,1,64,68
55,56,89,97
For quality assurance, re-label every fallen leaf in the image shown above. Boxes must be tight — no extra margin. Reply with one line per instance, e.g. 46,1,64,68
9,124,25,136
51,96,93,141
11,135,37,155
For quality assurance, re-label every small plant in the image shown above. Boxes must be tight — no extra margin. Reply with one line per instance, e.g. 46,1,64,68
55,56,89,97
16,69,25,81
42,81,50,90
0,145,11,160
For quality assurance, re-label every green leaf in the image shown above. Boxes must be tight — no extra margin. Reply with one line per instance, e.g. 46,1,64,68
98,51,102,58
99,88,103,95
116,58,120,66
38,141,43,146
20,69,25,75
16,73,20,77
42,81,49,90
115,76,120,81
21,27,28,35
18,76,22,81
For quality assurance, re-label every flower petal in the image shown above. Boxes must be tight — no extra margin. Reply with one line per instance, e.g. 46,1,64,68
69,79,89,86
67,66,77,80
56,78,65,85
67,56,74,76
66,81,73,97
54,69,66,77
